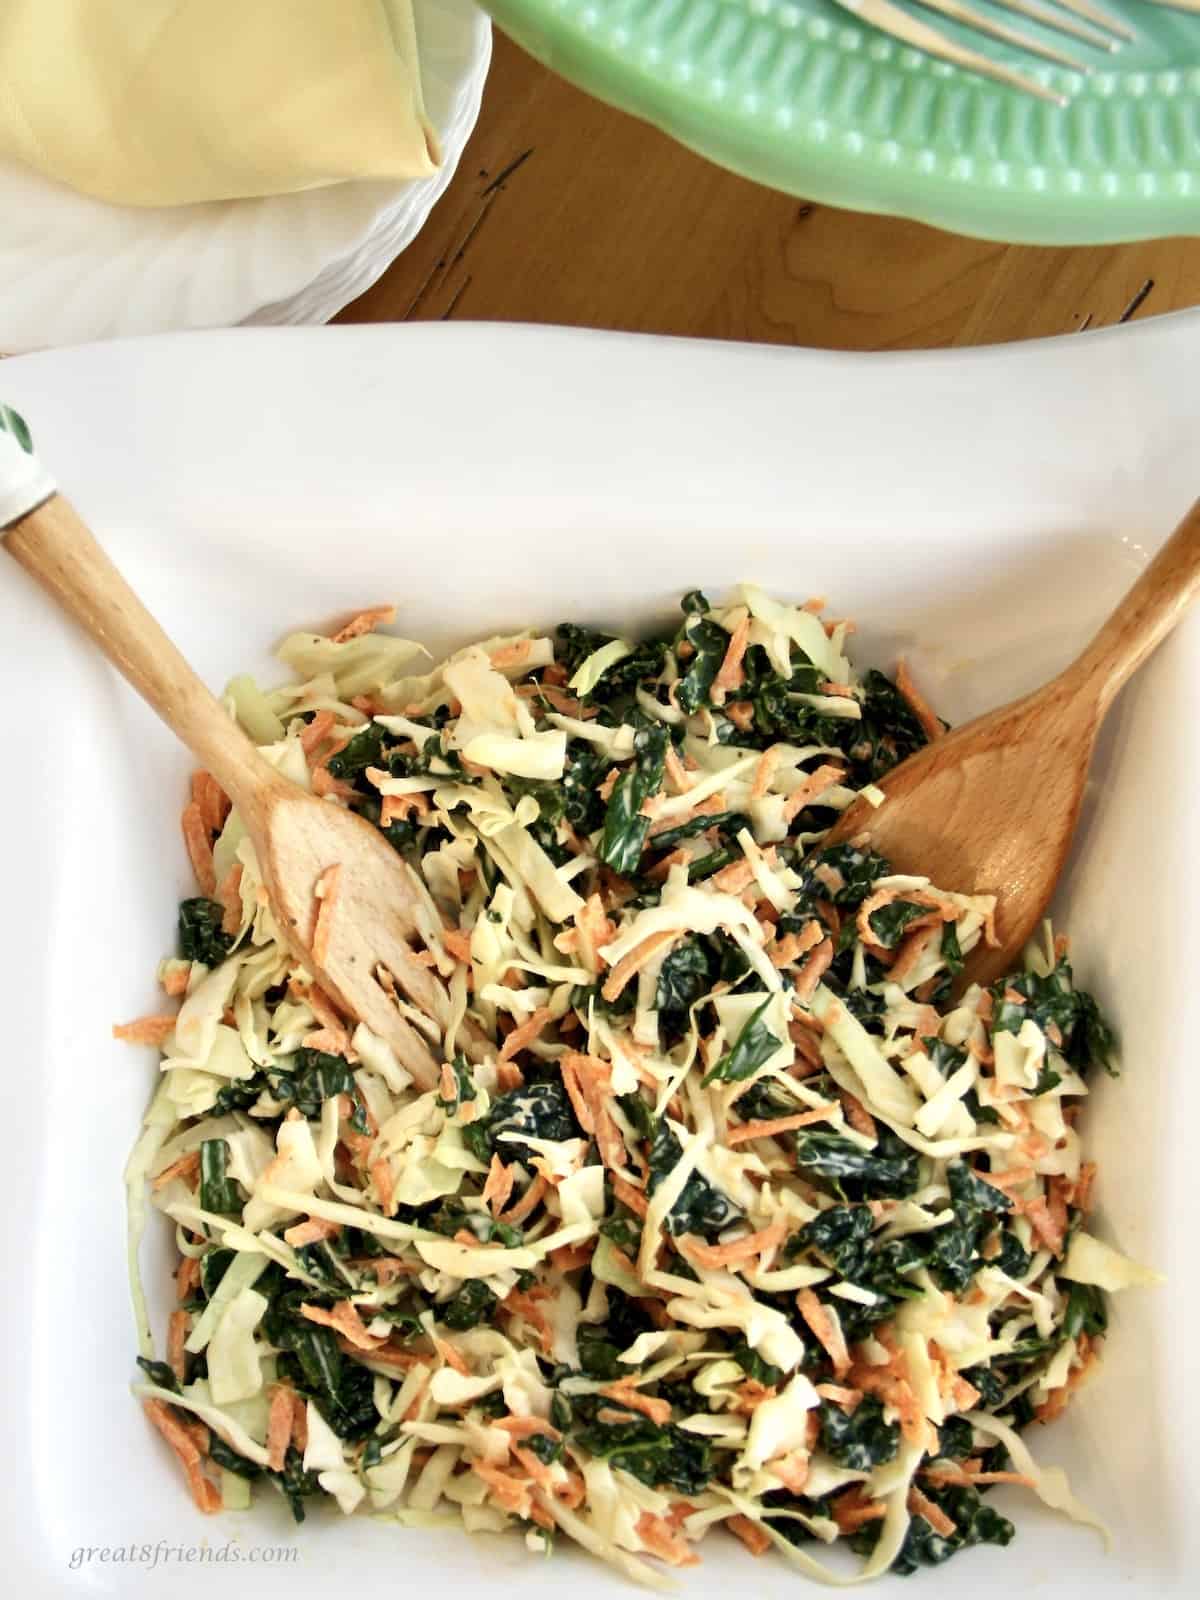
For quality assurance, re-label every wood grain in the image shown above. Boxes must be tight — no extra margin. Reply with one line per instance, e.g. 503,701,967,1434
338,29,1200,350
826,499,1200,986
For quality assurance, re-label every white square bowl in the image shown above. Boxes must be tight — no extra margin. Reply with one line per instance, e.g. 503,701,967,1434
2,319,1198,1597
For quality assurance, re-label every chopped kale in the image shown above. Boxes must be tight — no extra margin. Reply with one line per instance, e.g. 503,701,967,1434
441,1278,499,1331
866,899,932,949
207,1432,264,1479
702,994,783,1085
797,843,891,908
792,1128,922,1201
1063,1281,1108,1341
648,1121,742,1236
264,1291,378,1440
136,1356,181,1393
198,1139,241,1214
674,611,729,715
654,934,719,1044
462,1078,581,1167
599,724,669,875
571,1396,712,1494
274,1049,367,1129
178,897,233,966
554,623,668,704
268,1444,323,1523
325,721,386,780
819,1397,899,1470
730,1340,784,1389
990,955,1117,1076
863,1479,1015,1574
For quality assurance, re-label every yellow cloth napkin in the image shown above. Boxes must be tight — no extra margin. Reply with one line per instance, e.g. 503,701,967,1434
0,0,439,207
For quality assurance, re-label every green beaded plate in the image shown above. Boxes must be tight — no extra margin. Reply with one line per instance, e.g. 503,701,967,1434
483,0,1200,242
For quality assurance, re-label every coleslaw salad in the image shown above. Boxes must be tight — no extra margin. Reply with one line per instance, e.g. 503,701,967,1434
119,586,1158,1584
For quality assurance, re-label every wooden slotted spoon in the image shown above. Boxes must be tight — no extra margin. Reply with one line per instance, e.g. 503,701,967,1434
827,498,1200,988
0,426,473,1092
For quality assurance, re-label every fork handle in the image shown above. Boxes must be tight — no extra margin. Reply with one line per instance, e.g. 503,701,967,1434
1,409,274,808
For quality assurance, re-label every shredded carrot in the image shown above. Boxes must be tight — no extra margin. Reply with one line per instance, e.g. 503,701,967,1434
610,1174,649,1217
726,701,755,731
839,1091,877,1140
726,1104,838,1145
495,1414,563,1442
796,1288,851,1378
711,614,751,700
113,1013,178,1047
143,1399,221,1513
895,658,944,742
782,763,846,823
550,1239,597,1273
831,1486,886,1533
176,1254,201,1302
266,1385,295,1472
771,1453,811,1493
370,1157,396,1217
636,1510,699,1566
330,604,396,643
181,800,217,896
502,1289,554,1355
152,1151,200,1191
167,1309,189,1383
498,1173,549,1226
299,709,336,756
282,1217,342,1247
217,861,243,938
340,1336,420,1370
190,770,230,835
678,1217,787,1270
490,639,533,671
711,858,758,894
750,745,779,800
815,1383,862,1411
442,927,472,963
310,862,342,966
471,1459,533,1517
600,927,684,1002
1024,1190,1067,1255
433,1336,470,1376
727,1514,771,1557
793,937,834,1003
499,1004,554,1063
300,1300,386,1351
311,766,357,801
482,1156,516,1216
908,1486,956,1538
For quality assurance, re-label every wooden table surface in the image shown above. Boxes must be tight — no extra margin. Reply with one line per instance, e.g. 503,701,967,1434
339,29,1197,349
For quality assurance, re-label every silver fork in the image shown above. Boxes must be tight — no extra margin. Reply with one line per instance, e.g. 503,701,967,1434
828,0,1177,105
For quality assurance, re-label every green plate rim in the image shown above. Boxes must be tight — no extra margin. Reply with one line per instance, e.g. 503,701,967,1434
483,0,1200,245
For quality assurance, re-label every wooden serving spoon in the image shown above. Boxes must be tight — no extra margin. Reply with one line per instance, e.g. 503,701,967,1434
0,434,473,1092
827,498,1200,987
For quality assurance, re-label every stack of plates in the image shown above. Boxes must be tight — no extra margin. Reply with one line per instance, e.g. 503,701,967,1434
0,0,491,353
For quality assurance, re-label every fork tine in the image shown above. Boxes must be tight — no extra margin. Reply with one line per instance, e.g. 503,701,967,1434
829,0,1069,103
986,0,1123,49
1037,0,1137,38
910,0,1094,71
1138,0,1200,12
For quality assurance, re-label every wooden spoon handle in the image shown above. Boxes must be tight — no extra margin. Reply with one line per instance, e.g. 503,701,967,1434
3,493,274,808
1070,496,1200,714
